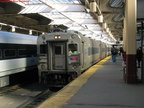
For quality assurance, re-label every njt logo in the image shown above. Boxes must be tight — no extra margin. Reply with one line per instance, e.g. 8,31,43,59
0,0,28,2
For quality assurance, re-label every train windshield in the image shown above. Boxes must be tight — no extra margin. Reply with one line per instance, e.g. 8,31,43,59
4,49,16,57
55,45,63,54
68,44,78,53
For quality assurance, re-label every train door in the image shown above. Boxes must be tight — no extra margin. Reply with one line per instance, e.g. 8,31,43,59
47,41,68,71
53,43,66,70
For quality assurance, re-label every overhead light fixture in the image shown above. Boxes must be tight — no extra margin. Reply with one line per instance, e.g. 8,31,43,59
102,23,107,29
12,26,15,32
29,30,32,35
90,1,97,12
98,15,103,23
106,28,109,33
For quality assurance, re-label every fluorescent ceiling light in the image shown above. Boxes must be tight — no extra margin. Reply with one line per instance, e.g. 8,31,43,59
12,26,15,32
79,30,92,35
93,31,103,34
73,0,80,4
68,27,84,31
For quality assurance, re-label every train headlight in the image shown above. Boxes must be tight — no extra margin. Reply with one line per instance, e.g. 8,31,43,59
41,64,45,69
54,35,61,39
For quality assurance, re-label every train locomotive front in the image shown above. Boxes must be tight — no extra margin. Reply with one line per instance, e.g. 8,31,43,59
37,31,92,87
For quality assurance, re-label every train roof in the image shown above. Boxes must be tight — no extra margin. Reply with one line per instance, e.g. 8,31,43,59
0,31,38,45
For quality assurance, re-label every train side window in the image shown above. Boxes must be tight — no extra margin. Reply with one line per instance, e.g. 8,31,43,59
68,44,78,53
0,50,1,58
40,45,47,54
18,49,27,57
92,47,99,54
29,49,37,56
4,49,16,57
55,45,63,54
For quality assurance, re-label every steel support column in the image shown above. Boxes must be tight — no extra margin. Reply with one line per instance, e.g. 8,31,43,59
125,0,137,83
123,18,126,62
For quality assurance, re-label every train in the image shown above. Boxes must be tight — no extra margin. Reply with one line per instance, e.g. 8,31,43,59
37,30,111,87
0,31,38,87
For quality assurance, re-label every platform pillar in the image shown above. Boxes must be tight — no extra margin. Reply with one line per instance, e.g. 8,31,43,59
125,0,137,83
123,18,126,62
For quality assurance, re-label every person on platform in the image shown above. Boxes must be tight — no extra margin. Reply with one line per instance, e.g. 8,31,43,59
136,47,143,68
120,47,124,56
111,46,118,62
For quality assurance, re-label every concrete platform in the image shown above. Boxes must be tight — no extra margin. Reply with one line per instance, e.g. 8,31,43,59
37,56,144,108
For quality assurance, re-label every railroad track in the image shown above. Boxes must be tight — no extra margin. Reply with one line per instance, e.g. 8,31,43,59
0,85,21,96
17,89,55,108
0,83,61,108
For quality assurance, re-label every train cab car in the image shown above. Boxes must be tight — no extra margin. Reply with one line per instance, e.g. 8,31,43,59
37,31,108,87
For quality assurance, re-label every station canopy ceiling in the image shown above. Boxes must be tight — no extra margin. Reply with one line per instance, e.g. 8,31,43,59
0,0,124,44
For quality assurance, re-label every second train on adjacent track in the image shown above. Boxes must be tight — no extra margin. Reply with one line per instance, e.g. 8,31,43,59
0,31,38,87
37,31,111,87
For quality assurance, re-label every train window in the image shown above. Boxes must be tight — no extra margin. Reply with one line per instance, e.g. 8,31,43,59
18,49,27,57
29,49,37,56
68,44,78,53
92,48,99,54
0,50,1,58
40,45,47,54
4,49,16,57
55,45,63,54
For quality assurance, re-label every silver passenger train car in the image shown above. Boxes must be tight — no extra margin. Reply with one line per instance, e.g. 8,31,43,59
0,31,38,87
37,31,111,87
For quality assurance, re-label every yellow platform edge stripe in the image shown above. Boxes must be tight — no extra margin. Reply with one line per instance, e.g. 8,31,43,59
37,56,111,108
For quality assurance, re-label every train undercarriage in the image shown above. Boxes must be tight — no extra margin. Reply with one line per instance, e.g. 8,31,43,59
41,72,77,87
